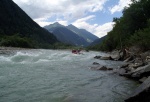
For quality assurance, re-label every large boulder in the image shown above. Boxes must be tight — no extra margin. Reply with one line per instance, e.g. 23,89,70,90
125,76,150,102
100,56,113,60
131,64,150,79
110,50,121,60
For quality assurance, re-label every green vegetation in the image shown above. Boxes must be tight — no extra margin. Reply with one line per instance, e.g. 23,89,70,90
0,35,33,48
89,0,150,51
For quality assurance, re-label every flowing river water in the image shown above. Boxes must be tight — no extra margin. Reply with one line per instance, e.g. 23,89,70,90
0,49,138,102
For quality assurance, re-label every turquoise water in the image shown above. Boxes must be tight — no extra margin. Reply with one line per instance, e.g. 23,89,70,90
0,49,138,102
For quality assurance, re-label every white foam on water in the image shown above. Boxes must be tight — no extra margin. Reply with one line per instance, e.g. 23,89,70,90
0,56,11,62
35,59,50,63
8,50,44,63
14,51,41,57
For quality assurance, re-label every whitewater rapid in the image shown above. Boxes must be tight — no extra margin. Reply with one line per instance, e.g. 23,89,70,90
0,49,138,102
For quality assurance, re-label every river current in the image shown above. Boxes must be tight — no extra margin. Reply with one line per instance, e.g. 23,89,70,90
0,49,138,102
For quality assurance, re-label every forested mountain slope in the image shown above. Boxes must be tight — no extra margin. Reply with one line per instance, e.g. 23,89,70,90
0,0,58,48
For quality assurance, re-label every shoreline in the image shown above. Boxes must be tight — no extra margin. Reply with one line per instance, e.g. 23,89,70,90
92,48,150,102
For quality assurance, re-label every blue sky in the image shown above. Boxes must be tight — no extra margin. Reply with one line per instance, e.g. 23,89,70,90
13,0,132,38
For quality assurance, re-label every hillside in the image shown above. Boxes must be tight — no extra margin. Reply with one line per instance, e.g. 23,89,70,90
89,36,106,46
97,0,150,51
44,23,98,47
67,24,98,43
0,0,58,48
87,36,106,50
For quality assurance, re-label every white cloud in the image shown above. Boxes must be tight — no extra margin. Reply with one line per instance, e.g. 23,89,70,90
34,17,68,27
73,16,114,38
94,22,115,37
73,15,97,34
34,18,53,27
109,0,132,14
13,0,108,28
13,0,107,20
57,20,68,26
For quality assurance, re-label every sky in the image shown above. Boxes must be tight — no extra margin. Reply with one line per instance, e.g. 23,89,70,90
12,0,132,38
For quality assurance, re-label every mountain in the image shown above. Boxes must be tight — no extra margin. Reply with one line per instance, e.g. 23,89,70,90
0,0,58,48
67,24,98,43
44,23,98,46
44,23,90,46
89,35,106,46
87,36,106,50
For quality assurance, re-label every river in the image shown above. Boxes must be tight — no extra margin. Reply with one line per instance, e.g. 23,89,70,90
0,49,138,102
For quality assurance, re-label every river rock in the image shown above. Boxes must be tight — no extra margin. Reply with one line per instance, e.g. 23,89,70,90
130,64,150,79
91,65,111,71
124,56,134,62
93,62,100,65
140,51,150,62
146,56,150,62
132,63,145,68
94,56,101,59
107,68,113,70
98,66,108,70
118,68,127,76
125,76,150,102
120,64,129,68
100,56,113,60
110,50,121,61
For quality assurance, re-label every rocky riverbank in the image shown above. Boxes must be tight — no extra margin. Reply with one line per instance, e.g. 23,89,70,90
92,46,150,102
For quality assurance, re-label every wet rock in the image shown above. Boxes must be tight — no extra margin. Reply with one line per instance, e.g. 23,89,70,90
125,76,150,102
100,56,113,60
120,64,129,68
94,56,101,59
118,68,127,76
90,65,112,71
130,64,150,79
107,68,113,70
93,62,100,65
98,66,108,70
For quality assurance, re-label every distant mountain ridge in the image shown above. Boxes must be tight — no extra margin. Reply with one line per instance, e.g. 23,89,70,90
44,23,88,46
67,24,98,43
44,22,98,46
89,35,106,46
0,0,58,48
